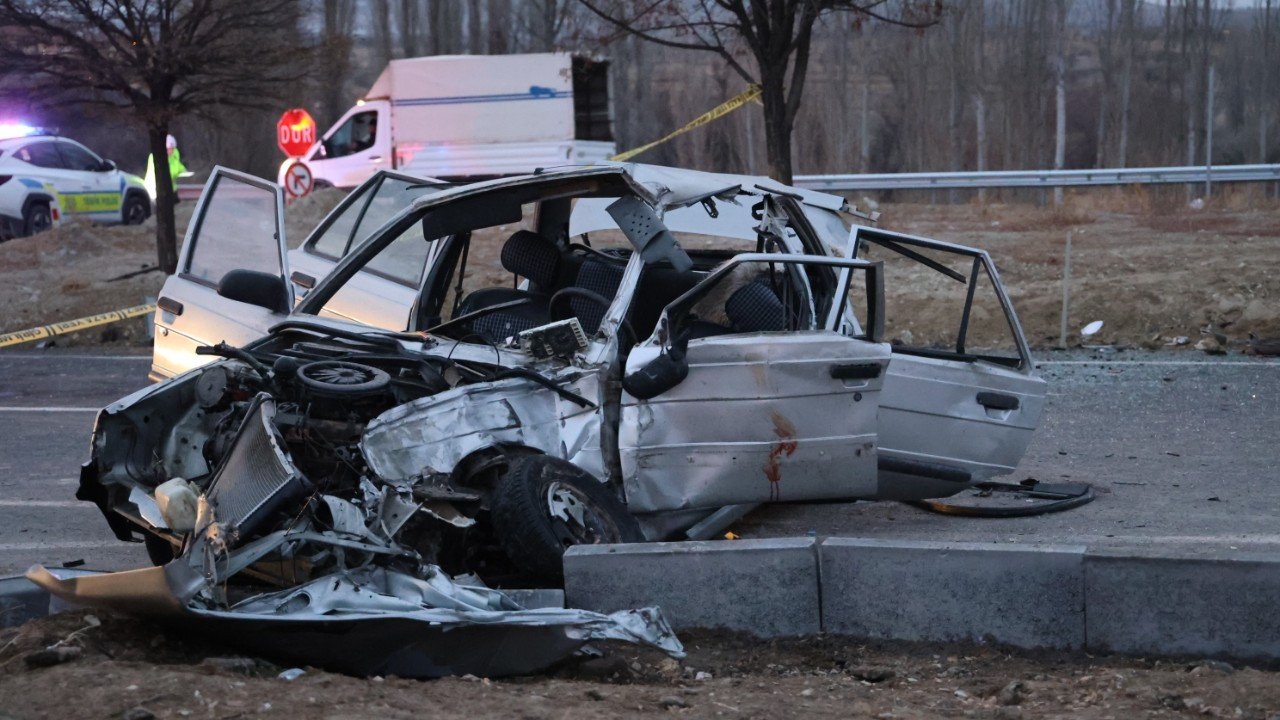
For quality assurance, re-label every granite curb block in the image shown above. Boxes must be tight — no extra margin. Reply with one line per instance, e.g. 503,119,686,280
819,538,1087,650
563,537,819,637
1085,546,1280,660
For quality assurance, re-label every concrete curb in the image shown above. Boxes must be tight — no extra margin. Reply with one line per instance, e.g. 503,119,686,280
1086,546,1280,660
562,537,1280,660
564,537,820,636
820,538,1086,650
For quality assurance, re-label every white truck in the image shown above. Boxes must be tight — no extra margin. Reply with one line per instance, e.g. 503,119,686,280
281,53,614,189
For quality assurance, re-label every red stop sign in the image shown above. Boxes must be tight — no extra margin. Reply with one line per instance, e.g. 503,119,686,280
277,108,316,158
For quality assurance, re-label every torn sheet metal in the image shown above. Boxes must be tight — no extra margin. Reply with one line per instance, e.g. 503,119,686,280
26,563,683,678
362,373,605,482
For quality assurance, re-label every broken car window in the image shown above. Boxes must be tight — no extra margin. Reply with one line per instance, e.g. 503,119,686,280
853,231,1023,367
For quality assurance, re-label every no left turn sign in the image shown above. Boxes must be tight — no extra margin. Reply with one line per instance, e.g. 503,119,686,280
284,161,313,199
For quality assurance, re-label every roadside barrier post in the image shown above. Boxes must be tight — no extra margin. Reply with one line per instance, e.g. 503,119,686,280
1059,231,1073,349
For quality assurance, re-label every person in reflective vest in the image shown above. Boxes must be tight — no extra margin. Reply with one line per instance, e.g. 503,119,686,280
144,134,189,201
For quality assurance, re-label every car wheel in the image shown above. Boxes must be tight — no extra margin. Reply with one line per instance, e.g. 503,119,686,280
22,202,52,236
490,455,642,580
122,194,149,225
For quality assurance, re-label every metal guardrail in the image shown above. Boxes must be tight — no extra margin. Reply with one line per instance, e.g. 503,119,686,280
793,164,1280,192
178,163,1280,198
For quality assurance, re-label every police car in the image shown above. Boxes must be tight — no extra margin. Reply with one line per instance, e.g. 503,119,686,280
0,126,150,240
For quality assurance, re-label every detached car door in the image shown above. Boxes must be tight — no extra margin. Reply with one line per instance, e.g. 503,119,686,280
849,226,1047,500
152,167,290,380
620,254,890,513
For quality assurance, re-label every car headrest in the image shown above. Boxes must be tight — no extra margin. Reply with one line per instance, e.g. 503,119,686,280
500,230,559,289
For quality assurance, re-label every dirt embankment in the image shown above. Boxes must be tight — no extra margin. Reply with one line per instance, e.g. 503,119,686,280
0,189,345,347
2,609,1279,719
1,192,1277,352
879,200,1280,351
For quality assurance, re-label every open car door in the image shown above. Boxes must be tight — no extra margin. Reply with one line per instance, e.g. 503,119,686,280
151,167,290,380
849,226,1047,500
619,253,890,514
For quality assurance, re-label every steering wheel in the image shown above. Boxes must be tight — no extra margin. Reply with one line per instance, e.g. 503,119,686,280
548,287,636,343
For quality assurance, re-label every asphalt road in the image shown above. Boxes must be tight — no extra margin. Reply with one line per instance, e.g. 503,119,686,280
0,348,1276,576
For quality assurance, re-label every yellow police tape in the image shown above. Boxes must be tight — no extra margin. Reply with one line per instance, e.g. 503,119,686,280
609,84,762,163
0,304,156,348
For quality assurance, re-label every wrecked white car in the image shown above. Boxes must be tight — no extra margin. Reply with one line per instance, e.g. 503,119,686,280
41,163,1043,674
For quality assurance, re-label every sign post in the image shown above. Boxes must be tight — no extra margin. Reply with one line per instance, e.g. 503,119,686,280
283,160,313,200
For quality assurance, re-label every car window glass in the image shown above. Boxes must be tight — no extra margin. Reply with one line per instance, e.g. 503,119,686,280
56,142,102,171
305,181,374,257
306,177,442,285
351,178,438,284
185,175,280,285
17,141,66,169
322,110,377,160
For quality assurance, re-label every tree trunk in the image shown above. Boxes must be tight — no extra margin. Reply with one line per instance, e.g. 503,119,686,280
1118,0,1135,167
974,92,987,203
1261,0,1273,163
859,77,870,173
486,0,508,53
760,72,793,184
467,0,483,53
149,124,178,275
1053,0,1067,206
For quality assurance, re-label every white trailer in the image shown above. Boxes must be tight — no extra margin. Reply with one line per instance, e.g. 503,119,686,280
283,53,614,189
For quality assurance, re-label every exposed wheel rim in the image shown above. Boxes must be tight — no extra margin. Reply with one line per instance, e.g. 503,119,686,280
296,360,390,395
544,480,613,546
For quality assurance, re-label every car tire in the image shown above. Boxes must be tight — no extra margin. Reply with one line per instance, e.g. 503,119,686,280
490,455,642,580
22,201,52,236
122,193,149,225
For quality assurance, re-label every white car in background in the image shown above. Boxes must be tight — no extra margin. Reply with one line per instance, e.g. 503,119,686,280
0,130,150,239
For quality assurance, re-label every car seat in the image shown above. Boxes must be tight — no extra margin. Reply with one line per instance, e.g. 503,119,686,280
724,275,788,333
458,230,560,341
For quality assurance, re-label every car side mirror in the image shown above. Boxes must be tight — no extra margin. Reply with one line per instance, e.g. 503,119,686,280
98,159,116,172
217,269,289,313
622,348,688,400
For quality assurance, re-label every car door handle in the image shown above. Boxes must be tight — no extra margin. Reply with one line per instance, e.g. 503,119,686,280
976,391,1020,411
829,363,882,380
369,156,383,163
157,297,183,316
290,271,316,289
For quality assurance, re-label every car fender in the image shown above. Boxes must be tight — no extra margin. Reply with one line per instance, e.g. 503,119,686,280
361,372,606,484
21,189,59,222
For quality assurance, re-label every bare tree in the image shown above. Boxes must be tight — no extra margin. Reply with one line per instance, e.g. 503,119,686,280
0,0,317,274
577,0,941,183
319,0,358,128
1052,0,1068,205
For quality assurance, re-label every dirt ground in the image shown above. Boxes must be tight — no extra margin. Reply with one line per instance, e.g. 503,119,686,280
1,188,1277,352
2,610,1279,719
